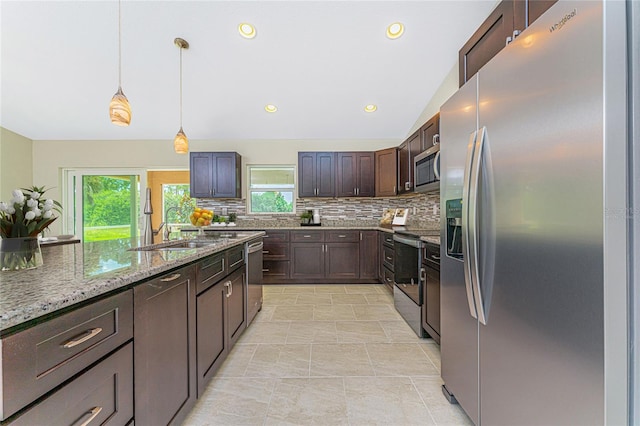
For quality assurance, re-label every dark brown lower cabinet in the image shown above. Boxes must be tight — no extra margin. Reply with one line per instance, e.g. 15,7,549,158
290,243,325,279
359,231,378,280
11,342,133,426
134,265,197,426
196,267,246,396
325,242,359,279
422,244,441,343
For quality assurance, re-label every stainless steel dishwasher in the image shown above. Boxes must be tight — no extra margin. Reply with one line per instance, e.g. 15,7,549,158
245,238,263,326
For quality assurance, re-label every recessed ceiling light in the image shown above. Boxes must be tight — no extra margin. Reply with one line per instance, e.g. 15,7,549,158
364,104,377,113
265,104,278,113
238,23,256,39
386,22,404,39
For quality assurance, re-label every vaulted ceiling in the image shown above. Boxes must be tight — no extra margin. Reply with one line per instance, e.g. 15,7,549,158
0,1,496,141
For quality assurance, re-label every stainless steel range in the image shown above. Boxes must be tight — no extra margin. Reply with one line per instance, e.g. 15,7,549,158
393,229,439,337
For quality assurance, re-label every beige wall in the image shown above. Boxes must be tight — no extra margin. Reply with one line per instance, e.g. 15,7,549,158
32,138,398,233
0,127,33,198
406,63,459,137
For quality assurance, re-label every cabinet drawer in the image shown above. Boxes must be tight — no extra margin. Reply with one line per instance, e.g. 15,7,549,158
227,245,245,272
197,252,226,294
382,232,394,246
382,245,395,271
262,260,290,279
326,230,359,242
264,230,289,242
382,267,394,291
291,231,324,242
263,242,289,260
1,290,133,420
10,342,133,426
422,243,441,270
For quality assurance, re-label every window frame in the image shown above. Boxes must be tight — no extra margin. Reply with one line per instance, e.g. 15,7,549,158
246,164,297,215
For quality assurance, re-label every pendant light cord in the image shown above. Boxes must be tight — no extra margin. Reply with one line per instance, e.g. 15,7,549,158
179,46,183,127
118,0,122,88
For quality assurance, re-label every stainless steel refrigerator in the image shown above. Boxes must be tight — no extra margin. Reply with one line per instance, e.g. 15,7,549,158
439,1,631,424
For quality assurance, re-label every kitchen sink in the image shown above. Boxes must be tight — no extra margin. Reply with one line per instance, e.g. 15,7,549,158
129,240,217,251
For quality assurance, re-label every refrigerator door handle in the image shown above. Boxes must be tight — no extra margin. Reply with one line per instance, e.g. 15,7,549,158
469,126,488,325
462,130,479,320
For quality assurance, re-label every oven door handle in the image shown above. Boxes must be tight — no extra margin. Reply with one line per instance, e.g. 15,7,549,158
392,235,423,248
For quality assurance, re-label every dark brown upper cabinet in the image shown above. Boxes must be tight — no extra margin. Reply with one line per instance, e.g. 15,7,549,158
336,152,375,197
375,147,398,197
420,113,440,152
190,152,241,198
298,152,336,197
459,0,557,87
397,131,421,194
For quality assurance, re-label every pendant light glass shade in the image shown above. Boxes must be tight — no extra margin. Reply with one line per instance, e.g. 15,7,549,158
174,127,189,154
110,87,131,126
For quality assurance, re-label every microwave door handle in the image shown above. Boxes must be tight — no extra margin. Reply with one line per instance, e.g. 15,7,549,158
469,127,488,325
434,151,441,180
462,130,479,320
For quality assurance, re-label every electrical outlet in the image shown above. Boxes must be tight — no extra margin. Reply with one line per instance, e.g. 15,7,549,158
222,207,228,216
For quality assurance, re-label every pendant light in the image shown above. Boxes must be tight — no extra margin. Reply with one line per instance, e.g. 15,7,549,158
109,0,131,126
174,38,189,154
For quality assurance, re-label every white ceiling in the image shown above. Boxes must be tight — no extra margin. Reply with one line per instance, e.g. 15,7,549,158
0,0,496,141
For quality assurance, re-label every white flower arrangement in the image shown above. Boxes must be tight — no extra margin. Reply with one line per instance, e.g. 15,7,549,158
0,186,62,238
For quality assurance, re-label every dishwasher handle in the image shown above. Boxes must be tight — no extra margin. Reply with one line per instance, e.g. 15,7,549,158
247,241,264,254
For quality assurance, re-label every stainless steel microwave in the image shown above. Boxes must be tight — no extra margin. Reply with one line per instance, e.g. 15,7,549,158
414,137,440,193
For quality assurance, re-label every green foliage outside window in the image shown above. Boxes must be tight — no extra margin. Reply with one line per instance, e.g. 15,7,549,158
251,192,293,213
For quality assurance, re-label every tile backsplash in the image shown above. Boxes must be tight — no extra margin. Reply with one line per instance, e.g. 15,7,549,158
197,192,440,229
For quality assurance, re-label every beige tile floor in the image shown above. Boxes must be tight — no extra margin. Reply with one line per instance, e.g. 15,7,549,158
182,284,473,426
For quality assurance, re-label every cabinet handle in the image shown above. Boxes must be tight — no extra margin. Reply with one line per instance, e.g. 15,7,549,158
337,235,346,238
360,232,363,241
160,273,181,282
61,327,103,349
386,256,393,261
74,406,103,426
420,267,427,284
433,134,440,146
263,250,270,254
263,235,270,238
393,185,396,194
225,281,233,297
303,235,311,238
262,268,270,272
356,188,360,195
385,277,392,283
212,188,215,196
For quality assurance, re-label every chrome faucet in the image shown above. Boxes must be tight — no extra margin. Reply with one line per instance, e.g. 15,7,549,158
161,206,180,241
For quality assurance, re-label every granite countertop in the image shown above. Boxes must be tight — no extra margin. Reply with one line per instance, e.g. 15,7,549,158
0,231,264,334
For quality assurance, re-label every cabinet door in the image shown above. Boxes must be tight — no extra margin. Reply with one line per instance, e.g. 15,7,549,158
356,152,375,197
134,266,197,426
359,231,378,280
423,266,441,344
190,153,212,198
225,268,246,346
375,148,398,197
398,132,420,193
325,243,359,280
514,0,558,29
212,152,240,198
290,243,325,279
196,279,227,397
336,152,357,197
298,152,317,197
458,0,515,87
420,113,440,152
316,152,336,197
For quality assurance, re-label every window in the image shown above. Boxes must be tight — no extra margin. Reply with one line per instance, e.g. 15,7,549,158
162,184,194,225
247,166,295,214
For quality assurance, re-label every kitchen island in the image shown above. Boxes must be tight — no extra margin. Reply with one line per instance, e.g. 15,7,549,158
0,231,263,425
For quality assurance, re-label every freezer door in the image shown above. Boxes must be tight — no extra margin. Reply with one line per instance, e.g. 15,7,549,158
477,1,604,424
440,75,479,425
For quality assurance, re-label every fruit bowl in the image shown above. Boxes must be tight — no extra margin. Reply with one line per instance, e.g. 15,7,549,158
189,208,214,234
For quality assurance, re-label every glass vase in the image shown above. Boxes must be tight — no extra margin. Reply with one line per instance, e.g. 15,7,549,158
0,237,43,271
